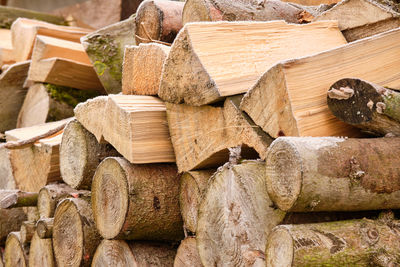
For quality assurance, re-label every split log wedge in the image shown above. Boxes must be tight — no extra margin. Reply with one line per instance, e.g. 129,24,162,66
20,221,36,244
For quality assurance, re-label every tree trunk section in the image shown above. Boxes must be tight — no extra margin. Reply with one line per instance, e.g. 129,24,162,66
4,232,29,267
53,197,101,267
0,208,27,245
266,136,400,212
327,78,400,136
174,237,202,267
28,232,55,267
36,217,53,239
20,220,36,244
0,190,37,209
92,157,183,241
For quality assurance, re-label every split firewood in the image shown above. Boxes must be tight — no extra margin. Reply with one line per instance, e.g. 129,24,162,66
91,157,183,241
28,232,55,267
81,16,136,94
0,61,30,132
159,20,346,106
266,137,400,212
174,237,202,267
0,190,38,209
60,119,119,189
314,0,400,42
92,240,176,266
0,208,27,245
135,0,184,44
122,43,170,95
36,218,53,239
0,29,15,65
166,96,272,172
240,27,400,138
4,232,29,267
20,221,36,244
11,18,91,62
53,197,101,267
327,78,400,136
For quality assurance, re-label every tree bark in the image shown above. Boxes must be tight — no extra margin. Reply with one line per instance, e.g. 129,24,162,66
91,157,183,241
266,136,400,212
135,0,184,44
327,78,400,136
4,232,29,267
0,190,37,209
20,221,36,244
53,197,101,267
60,119,119,189
0,208,26,245
36,217,53,239
92,240,176,266
28,232,55,267
174,237,202,267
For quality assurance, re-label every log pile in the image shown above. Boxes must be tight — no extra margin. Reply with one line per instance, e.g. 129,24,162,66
1,0,400,266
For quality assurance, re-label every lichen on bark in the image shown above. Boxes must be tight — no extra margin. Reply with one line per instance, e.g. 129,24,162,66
45,83,100,108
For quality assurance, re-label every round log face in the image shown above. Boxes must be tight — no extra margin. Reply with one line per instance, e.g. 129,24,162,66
4,233,26,267
135,1,162,44
29,232,55,267
53,199,84,267
92,157,129,239
179,173,202,234
37,188,52,218
92,240,135,267
265,227,294,267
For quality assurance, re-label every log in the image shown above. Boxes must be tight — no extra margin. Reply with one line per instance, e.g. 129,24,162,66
36,218,53,239
266,215,400,266
0,190,38,209
0,147,16,189
158,20,346,106
4,232,28,267
174,237,202,267
60,119,119,189
81,16,136,94
196,160,286,267
166,96,272,172
0,61,30,132
265,136,400,212
314,0,400,42
20,221,36,244
91,157,183,241
240,27,400,138
122,43,170,95
11,18,91,62
135,0,184,44
28,232,55,267
92,240,176,266
53,197,101,267
282,0,338,5
327,78,400,136
0,29,14,65
0,208,27,245
180,170,215,234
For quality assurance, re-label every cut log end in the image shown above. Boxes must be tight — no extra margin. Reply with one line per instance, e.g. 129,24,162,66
36,218,53,239
37,188,51,219
29,232,55,267
182,0,212,24
265,227,293,267
4,232,27,267
92,240,134,266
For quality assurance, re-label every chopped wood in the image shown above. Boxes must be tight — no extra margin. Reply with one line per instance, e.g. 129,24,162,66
122,43,170,95
159,20,347,106
36,218,53,239
91,157,183,241
327,78,400,136
0,208,27,245
0,191,38,209
92,240,176,267
11,18,91,62
282,0,339,5
4,232,29,267
20,221,36,244
28,232,55,267
0,147,16,190
53,198,101,267
0,29,15,65
135,0,184,44
241,27,400,138
174,237,202,267
81,16,136,94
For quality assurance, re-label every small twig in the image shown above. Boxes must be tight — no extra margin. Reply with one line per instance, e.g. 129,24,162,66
136,22,171,46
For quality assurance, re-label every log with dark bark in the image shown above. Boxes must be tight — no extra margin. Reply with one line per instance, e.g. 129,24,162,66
266,137,400,212
91,157,183,241
92,240,176,266
53,197,101,267
36,217,53,239
0,208,26,245
327,78,400,136
60,119,119,189
135,0,184,44
174,237,202,267
4,232,29,267
0,190,37,209
20,221,36,244
28,232,55,267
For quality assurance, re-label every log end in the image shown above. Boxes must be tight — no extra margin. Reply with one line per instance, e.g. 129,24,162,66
92,240,135,266
182,0,212,25
37,188,53,219
29,232,55,267
135,0,162,44
265,226,293,267
4,232,27,267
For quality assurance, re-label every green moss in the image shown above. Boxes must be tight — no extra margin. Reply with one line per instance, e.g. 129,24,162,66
383,92,400,122
45,83,100,108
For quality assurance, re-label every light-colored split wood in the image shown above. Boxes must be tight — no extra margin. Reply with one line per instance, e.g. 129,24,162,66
0,29,15,65
4,232,28,267
28,232,55,267
174,237,202,267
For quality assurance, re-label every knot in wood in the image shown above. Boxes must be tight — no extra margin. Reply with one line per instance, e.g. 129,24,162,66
367,100,374,110
360,223,379,246
376,102,386,114
327,87,354,100
349,157,365,182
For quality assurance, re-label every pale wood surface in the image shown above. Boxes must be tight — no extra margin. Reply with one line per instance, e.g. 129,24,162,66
0,29,15,65
282,0,339,4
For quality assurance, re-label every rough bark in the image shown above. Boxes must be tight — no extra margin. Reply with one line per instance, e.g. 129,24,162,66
266,137,400,212
53,197,101,267
4,232,29,267
0,190,37,209
327,78,400,136
20,221,36,244
0,147,15,189
174,237,202,267
91,157,183,241
135,0,184,44
36,217,53,239
28,232,55,267
60,119,119,189
92,240,176,266
158,20,346,106
197,160,286,267
0,208,26,245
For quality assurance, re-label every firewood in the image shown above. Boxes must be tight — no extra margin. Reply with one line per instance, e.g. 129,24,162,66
174,237,202,267
135,0,184,44
60,119,119,189
0,190,38,209
11,18,91,62
81,16,136,94
0,61,30,132
266,214,400,266
159,20,346,106
266,137,400,212
91,157,183,241
282,0,339,5
36,218,53,239
20,221,36,244
0,208,27,245
0,29,14,65
92,240,176,266
240,27,400,138
314,0,400,42
122,43,170,95
166,96,272,172
28,232,55,267
4,232,29,267
180,170,215,234
0,147,15,189
327,78,400,136
53,198,101,267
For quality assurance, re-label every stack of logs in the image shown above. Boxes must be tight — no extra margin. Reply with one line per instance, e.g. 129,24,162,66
0,0,400,266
